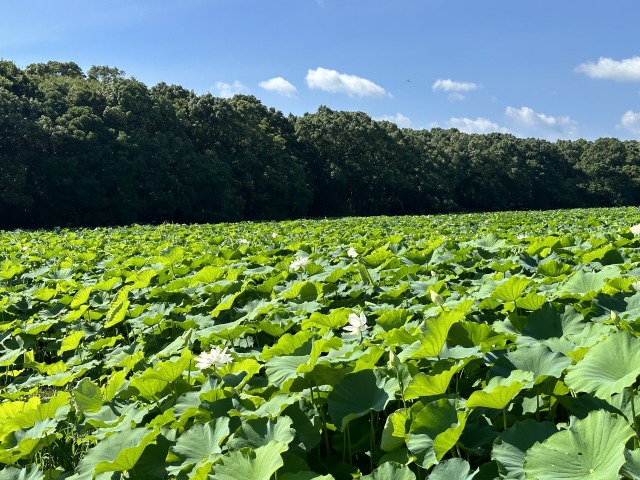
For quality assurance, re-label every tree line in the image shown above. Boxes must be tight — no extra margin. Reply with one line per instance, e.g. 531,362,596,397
1,60,639,229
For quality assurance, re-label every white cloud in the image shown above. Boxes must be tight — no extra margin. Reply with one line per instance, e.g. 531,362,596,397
447,92,467,101
432,78,479,92
619,110,640,135
375,113,412,128
436,117,508,134
258,77,297,97
576,56,640,81
213,80,250,98
505,106,577,139
305,67,388,98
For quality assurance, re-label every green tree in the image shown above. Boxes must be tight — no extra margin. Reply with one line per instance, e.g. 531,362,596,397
573,137,632,206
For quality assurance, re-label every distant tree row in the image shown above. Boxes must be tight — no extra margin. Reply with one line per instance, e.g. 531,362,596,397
1,60,639,229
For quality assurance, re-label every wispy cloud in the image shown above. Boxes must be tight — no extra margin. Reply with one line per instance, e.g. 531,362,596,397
576,56,640,81
432,78,479,92
213,81,250,98
505,106,577,139
447,92,467,101
432,79,479,101
619,110,640,135
305,67,388,98
375,113,412,128
258,77,297,97
434,117,508,134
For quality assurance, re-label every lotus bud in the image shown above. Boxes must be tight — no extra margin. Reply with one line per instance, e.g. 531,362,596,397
430,289,444,306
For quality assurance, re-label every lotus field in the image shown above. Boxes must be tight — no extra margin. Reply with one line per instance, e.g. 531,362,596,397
7,207,640,479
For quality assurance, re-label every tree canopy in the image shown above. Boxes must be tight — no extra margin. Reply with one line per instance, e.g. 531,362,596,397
1,60,639,229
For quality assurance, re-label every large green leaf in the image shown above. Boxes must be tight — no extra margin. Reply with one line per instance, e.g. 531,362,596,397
265,355,310,391
0,466,43,480
0,392,71,437
261,331,314,361
171,418,230,469
58,330,84,355
302,309,350,331
328,370,398,430
104,292,130,328
622,449,640,479
143,352,191,383
429,458,478,480
70,286,93,309
280,473,334,480
74,428,159,479
558,269,609,298
407,398,466,469
0,417,62,464
565,331,640,399
404,360,465,399
402,302,472,360
381,408,410,452
466,370,533,410
491,276,530,303
227,416,294,450
73,378,105,413
523,410,633,479
360,462,416,480
505,343,572,382
491,419,558,479
210,440,286,480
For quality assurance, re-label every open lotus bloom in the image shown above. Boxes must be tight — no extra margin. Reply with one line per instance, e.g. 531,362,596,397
347,247,358,258
631,224,640,236
195,346,233,369
290,256,309,271
343,312,369,334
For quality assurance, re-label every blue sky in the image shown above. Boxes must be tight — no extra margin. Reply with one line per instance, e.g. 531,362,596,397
2,0,640,140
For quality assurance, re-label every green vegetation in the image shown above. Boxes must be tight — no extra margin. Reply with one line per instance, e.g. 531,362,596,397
3,207,640,478
2,60,640,229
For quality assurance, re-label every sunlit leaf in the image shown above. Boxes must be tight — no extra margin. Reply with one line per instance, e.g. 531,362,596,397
524,410,633,479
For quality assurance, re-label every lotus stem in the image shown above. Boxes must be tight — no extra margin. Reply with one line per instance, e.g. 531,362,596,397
370,410,375,471
342,426,347,462
503,407,508,431
314,380,331,456
631,387,639,447
347,423,352,464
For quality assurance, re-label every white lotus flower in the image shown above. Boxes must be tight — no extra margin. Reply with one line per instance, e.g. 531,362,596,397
239,238,250,245
272,232,278,239
631,224,640,236
195,346,233,370
347,247,358,258
343,312,369,335
290,256,309,271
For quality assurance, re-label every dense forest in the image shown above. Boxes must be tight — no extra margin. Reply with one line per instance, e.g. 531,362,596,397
1,60,639,229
